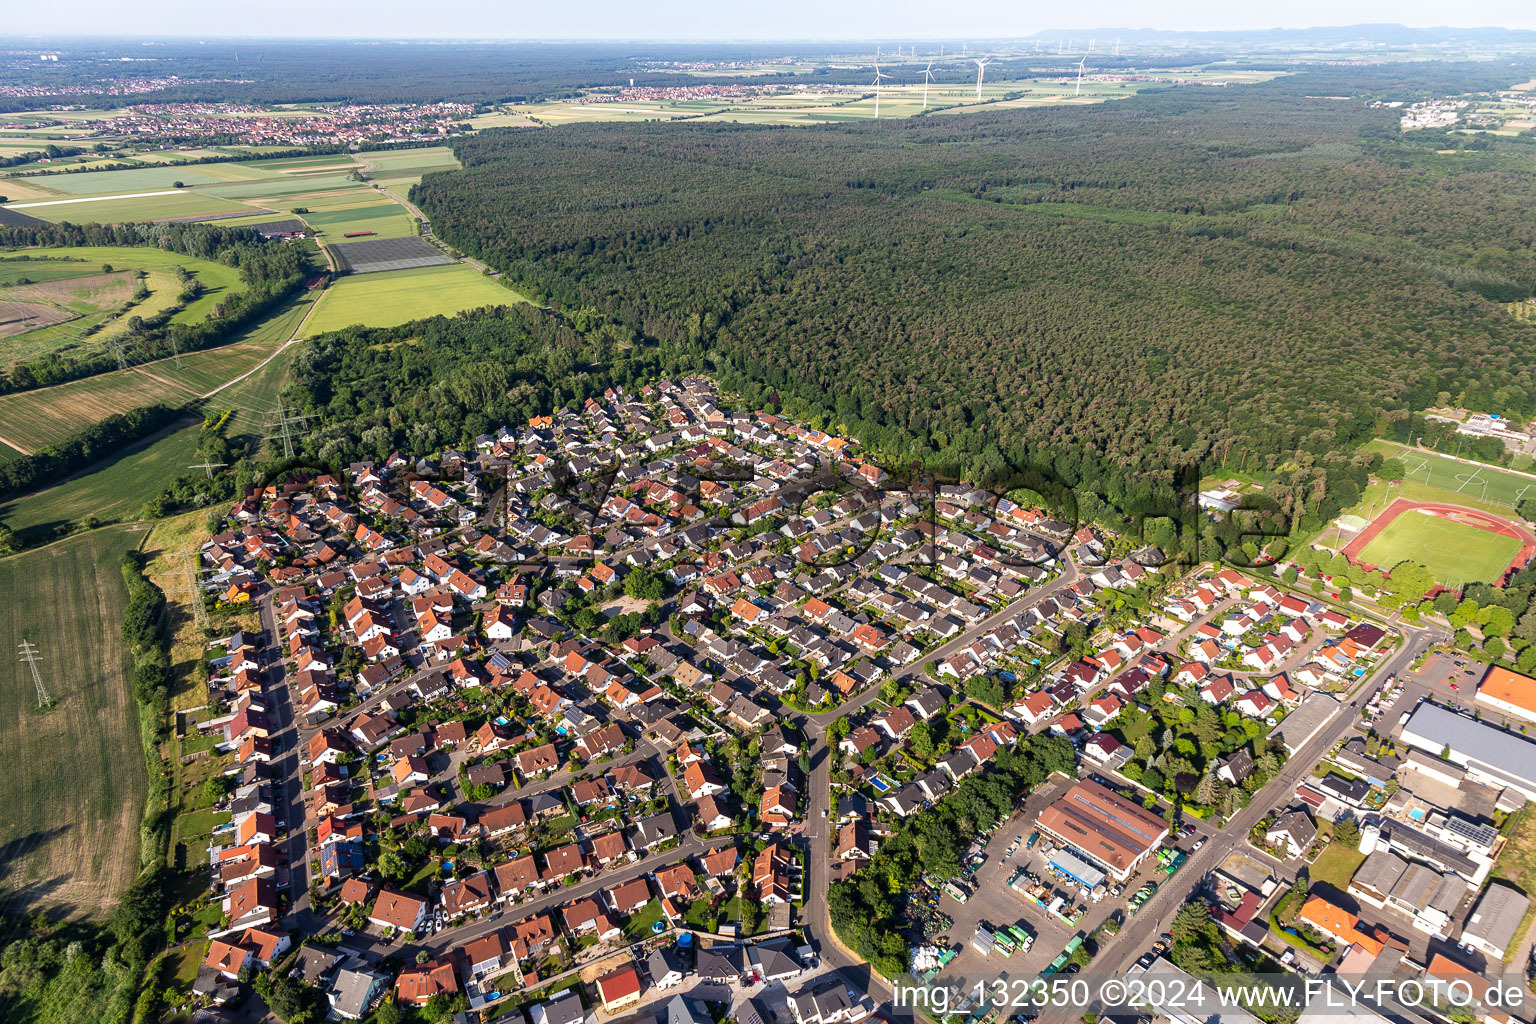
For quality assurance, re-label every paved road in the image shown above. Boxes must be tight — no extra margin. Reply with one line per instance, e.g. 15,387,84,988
255,596,313,917
1088,620,1447,980
803,551,1082,729
792,550,1085,1008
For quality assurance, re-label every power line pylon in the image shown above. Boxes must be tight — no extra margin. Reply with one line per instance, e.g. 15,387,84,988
262,400,311,459
17,641,52,708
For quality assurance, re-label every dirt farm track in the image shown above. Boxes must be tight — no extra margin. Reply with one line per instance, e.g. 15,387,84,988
1342,498,1536,580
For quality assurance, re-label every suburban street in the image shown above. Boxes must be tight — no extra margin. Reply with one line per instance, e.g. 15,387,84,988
1089,620,1448,980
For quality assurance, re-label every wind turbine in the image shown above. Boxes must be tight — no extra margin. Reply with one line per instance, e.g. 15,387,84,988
1074,54,1088,97
973,57,992,101
871,51,893,118
922,60,936,110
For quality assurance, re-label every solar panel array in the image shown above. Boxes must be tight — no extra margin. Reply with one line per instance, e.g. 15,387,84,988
330,235,454,274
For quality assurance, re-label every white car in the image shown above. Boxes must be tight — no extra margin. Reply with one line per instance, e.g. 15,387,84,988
1192,839,1205,851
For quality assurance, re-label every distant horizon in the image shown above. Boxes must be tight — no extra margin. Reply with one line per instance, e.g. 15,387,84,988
6,4,1536,42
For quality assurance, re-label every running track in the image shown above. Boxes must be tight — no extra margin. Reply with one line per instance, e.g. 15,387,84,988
1343,498,1536,581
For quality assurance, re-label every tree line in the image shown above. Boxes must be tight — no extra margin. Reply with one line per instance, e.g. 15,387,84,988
0,222,311,393
0,403,184,506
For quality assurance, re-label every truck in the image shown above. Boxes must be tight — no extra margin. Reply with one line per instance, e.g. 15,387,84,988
1009,925,1034,953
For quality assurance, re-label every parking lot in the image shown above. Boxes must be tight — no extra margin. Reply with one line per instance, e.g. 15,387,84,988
1393,652,1527,733
927,773,1216,985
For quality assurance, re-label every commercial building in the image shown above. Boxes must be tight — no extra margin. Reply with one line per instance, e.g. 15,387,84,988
1124,958,1260,1024
1462,882,1530,959
1034,780,1169,882
1399,702,1536,800
1475,666,1536,725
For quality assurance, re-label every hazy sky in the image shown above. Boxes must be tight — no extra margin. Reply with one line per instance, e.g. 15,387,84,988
8,1,1536,39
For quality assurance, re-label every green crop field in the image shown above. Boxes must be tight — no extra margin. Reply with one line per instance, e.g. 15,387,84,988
0,524,149,918
0,418,204,541
360,146,461,187
38,166,226,196
1358,511,1522,585
0,258,101,286
302,262,526,336
242,154,360,171
14,191,250,224
0,292,302,453
1362,439,1536,508
195,174,361,201
0,247,248,371
220,340,302,444
300,201,417,239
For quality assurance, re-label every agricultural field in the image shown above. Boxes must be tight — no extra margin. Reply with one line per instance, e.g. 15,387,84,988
300,199,417,239
1361,439,1536,508
0,418,203,542
0,247,248,371
0,524,150,919
358,145,461,188
1357,508,1524,584
194,173,360,201
0,270,145,366
0,289,308,453
0,178,67,203
36,166,228,195
302,262,525,335
10,190,252,223
330,234,451,274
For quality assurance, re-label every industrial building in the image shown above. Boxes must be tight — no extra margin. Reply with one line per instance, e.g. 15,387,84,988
1398,702,1536,801
1475,666,1536,725
1033,780,1169,882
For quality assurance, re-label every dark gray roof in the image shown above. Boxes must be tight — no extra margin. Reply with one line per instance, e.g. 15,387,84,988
665,995,714,1024
1464,882,1531,952
694,946,746,981
647,947,684,982
748,940,801,979
295,945,342,985
633,811,679,846
533,990,588,1024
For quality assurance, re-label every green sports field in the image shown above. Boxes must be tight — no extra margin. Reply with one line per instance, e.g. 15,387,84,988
1363,439,1536,508
1359,511,1522,585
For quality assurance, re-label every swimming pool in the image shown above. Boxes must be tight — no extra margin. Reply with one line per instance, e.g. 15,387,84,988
1408,807,1426,822
869,775,892,793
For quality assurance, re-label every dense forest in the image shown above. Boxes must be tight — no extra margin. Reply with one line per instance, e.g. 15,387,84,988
412,62,1536,537
0,41,1047,110
287,304,696,466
